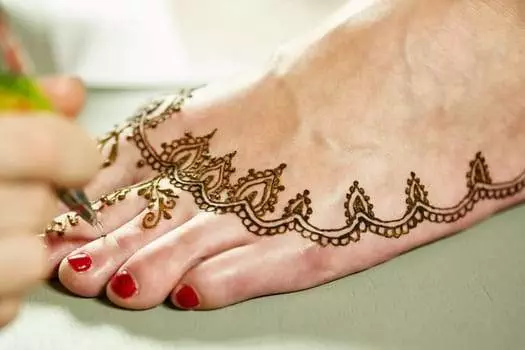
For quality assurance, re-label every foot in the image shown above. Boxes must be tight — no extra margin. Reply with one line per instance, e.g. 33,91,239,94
45,0,525,310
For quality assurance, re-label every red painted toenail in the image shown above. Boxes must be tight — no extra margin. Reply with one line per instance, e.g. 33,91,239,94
110,270,137,299
67,253,92,272
175,284,199,309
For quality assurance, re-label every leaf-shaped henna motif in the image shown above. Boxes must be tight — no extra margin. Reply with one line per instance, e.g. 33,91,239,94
137,175,179,229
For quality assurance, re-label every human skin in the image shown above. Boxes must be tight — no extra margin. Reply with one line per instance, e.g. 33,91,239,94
0,76,100,327
46,0,525,310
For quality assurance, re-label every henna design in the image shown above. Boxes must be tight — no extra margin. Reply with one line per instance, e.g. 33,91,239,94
122,93,525,247
45,213,79,237
44,92,193,237
46,174,178,236
136,175,178,229
97,90,194,169
46,91,525,247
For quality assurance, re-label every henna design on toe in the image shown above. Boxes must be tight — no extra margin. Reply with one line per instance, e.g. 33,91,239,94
98,174,179,229
45,91,525,246
46,213,79,237
46,174,178,236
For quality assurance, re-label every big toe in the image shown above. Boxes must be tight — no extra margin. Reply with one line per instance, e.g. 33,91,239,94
170,235,339,310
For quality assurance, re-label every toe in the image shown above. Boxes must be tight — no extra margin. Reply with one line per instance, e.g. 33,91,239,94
43,234,89,276
58,191,195,297
106,213,254,309
170,235,340,310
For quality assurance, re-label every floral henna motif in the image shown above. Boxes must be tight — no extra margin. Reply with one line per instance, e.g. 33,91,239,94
136,175,178,229
98,173,179,230
46,91,525,246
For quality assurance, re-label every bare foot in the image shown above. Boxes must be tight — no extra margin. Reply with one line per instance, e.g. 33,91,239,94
45,0,525,310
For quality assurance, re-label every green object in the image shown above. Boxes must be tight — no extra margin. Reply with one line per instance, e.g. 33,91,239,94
0,73,53,111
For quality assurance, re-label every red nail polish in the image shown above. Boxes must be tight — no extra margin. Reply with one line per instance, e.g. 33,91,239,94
175,284,199,309
67,253,92,272
110,270,137,299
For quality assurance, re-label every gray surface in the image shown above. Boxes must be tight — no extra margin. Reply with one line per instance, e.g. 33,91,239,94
0,89,524,350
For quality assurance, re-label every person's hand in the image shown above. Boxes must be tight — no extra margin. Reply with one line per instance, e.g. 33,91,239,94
0,76,101,327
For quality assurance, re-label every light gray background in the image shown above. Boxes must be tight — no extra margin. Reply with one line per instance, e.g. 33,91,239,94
0,89,523,350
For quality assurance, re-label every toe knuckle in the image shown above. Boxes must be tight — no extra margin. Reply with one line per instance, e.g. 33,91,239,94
300,244,338,282
105,232,136,253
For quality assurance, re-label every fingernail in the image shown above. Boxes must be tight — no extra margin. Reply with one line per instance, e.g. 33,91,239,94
67,253,92,272
175,284,199,309
110,270,137,299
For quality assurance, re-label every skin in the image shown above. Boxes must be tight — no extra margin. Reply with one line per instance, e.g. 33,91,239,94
0,76,100,327
47,0,525,310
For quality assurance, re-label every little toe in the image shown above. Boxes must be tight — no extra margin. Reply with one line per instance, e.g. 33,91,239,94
106,213,254,310
58,191,195,297
170,235,336,310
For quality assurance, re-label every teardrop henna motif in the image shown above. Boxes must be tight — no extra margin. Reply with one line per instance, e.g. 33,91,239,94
283,190,313,220
46,91,525,246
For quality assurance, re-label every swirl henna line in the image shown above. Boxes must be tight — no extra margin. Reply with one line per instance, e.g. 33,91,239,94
122,93,525,247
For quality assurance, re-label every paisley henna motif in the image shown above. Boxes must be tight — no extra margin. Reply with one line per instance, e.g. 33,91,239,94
46,91,525,246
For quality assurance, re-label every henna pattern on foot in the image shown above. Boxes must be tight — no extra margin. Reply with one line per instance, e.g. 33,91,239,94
46,91,525,247
46,174,178,235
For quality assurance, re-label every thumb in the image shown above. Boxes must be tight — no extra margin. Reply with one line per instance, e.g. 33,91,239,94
38,76,86,118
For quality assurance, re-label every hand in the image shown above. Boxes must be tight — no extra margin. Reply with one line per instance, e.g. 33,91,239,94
0,76,101,327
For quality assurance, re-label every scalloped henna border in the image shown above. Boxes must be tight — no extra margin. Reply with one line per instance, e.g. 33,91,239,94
124,92,525,247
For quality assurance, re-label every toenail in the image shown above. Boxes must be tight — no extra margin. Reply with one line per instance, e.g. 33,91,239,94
110,270,137,299
67,253,92,272
175,284,200,309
